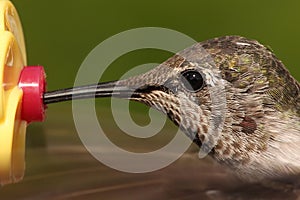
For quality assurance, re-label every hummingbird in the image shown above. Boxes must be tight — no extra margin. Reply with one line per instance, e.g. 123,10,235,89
44,36,300,184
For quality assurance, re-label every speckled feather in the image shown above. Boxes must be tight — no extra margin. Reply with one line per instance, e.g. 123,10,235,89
118,36,300,183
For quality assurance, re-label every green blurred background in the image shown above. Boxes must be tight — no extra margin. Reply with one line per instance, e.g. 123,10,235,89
12,0,300,89
1,0,300,199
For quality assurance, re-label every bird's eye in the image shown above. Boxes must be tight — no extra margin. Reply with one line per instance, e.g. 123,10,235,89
180,70,204,92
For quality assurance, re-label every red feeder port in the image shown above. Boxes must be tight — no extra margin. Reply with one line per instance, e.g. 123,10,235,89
18,66,46,123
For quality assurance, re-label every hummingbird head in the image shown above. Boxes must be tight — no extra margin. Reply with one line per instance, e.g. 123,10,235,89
45,36,300,177
111,40,226,150
106,36,300,166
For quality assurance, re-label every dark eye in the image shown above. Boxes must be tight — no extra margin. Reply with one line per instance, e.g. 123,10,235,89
180,70,204,92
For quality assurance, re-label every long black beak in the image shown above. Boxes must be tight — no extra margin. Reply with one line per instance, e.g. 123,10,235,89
43,81,138,104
